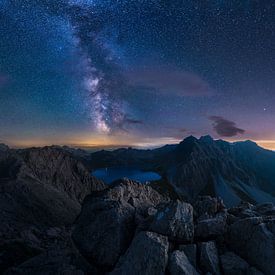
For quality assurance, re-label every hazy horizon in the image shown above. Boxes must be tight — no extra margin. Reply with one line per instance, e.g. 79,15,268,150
3,135,275,152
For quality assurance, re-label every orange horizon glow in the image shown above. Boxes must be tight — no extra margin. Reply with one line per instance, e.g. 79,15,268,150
4,135,275,151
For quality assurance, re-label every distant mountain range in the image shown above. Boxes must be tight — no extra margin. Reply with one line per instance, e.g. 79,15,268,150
89,135,275,206
1,135,275,207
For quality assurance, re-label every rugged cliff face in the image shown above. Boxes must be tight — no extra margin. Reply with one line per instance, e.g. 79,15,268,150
17,146,105,203
166,136,275,206
0,145,106,272
0,145,105,227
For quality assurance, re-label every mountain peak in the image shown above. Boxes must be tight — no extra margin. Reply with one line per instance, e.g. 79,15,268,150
199,135,214,143
181,135,198,144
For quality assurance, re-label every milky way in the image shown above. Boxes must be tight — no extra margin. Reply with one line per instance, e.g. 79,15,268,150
1,1,275,148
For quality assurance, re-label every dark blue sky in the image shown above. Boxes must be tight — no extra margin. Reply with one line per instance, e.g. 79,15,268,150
1,0,275,149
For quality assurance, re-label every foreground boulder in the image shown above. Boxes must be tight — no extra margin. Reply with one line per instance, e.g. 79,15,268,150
168,250,198,275
72,179,169,270
227,216,275,274
220,252,249,275
110,231,169,275
72,197,135,270
149,200,194,243
4,247,95,275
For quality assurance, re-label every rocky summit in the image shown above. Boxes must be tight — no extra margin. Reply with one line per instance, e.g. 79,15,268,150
0,140,275,274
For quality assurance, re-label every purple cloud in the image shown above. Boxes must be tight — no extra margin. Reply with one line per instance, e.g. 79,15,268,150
209,116,245,137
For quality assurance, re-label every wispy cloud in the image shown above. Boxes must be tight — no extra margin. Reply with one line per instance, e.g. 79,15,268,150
125,66,214,97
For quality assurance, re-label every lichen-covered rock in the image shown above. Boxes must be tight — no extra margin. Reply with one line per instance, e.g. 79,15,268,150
195,212,227,239
149,200,194,243
199,241,220,275
168,250,199,275
110,231,169,275
106,178,170,212
220,252,249,275
194,196,225,218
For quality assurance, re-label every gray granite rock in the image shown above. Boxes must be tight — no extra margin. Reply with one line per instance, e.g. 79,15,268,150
199,241,220,275
72,198,135,270
168,250,199,275
179,244,197,267
149,200,194,243
110,231,169,275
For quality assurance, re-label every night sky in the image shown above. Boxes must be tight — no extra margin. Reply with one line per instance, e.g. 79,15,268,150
1,1,275,149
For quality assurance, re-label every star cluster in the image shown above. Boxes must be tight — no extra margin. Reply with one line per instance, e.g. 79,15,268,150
1,1,275,148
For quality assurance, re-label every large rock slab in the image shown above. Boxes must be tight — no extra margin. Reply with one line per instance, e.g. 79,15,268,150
110,231,169,275
199,241,221,275
228,217,275,275
149,200,194,243
72,198,135,270
168,250,199,275
179,244,197,268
